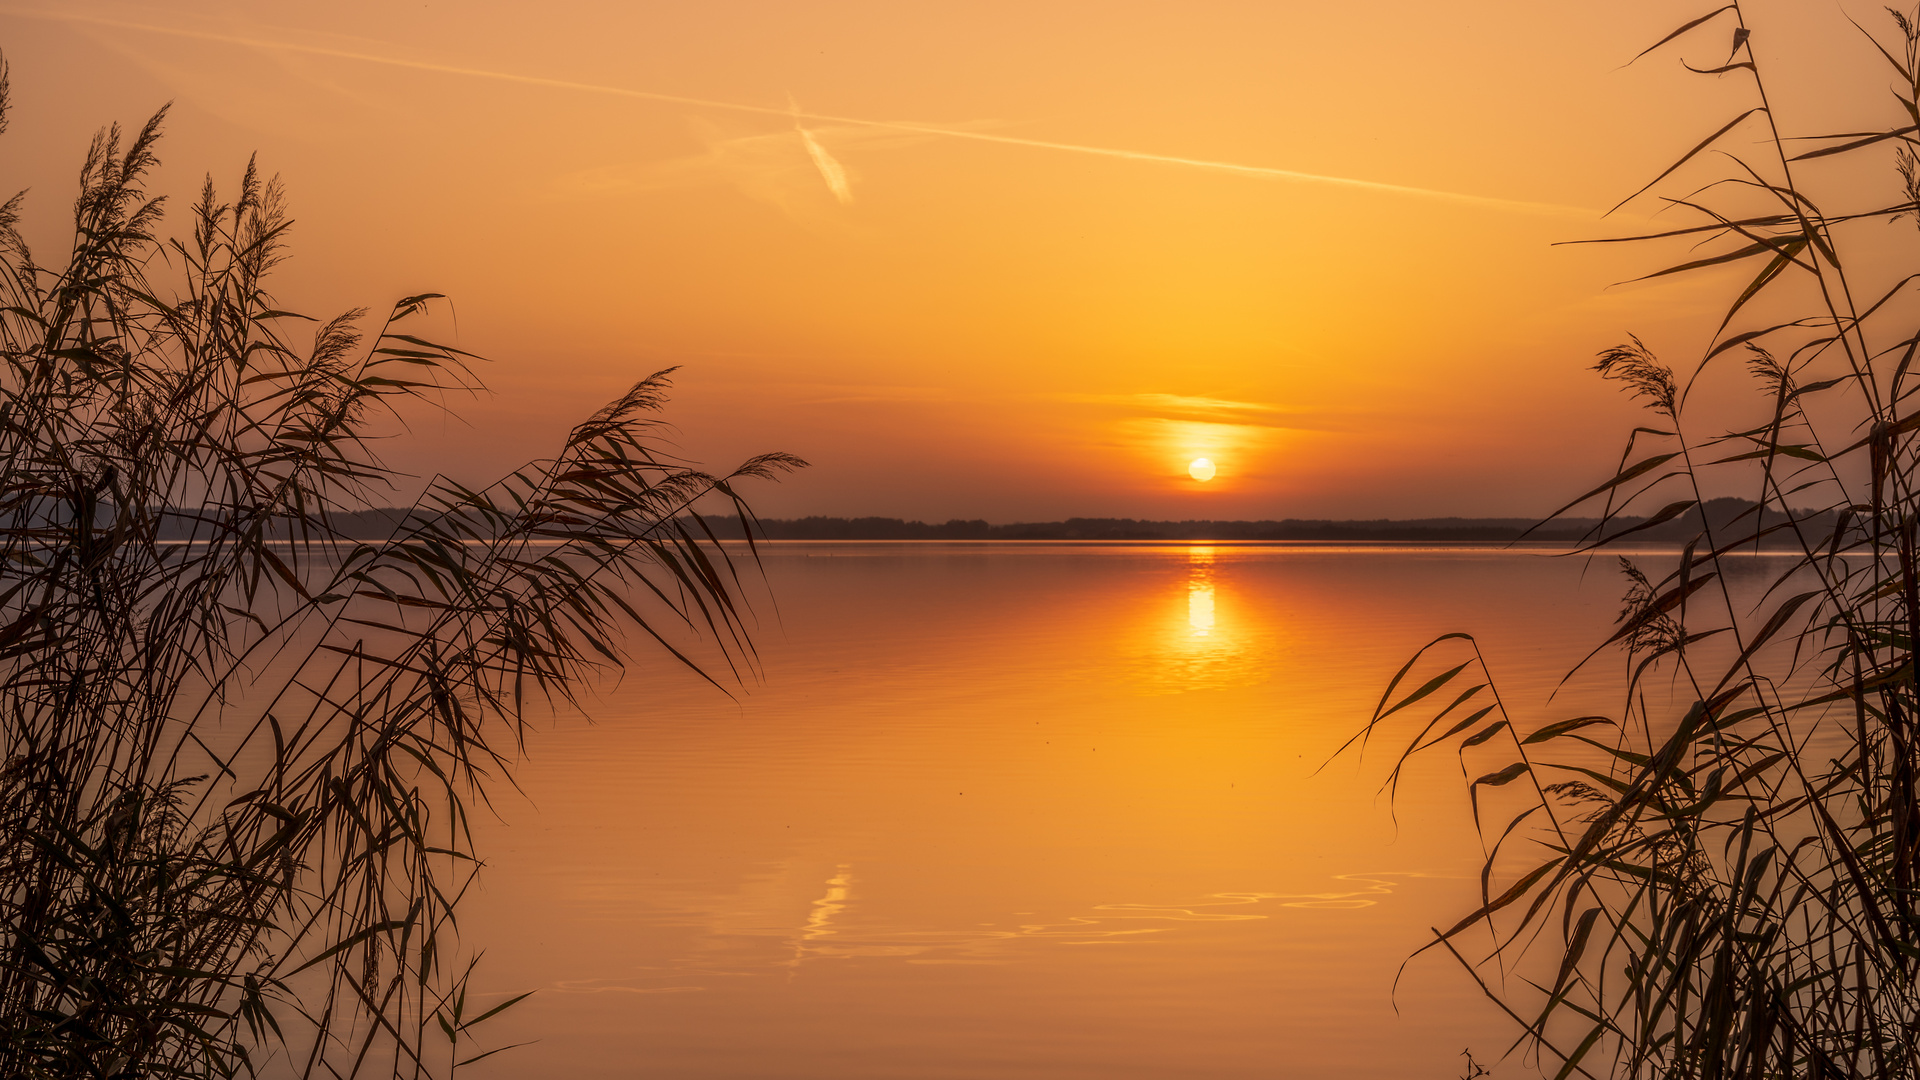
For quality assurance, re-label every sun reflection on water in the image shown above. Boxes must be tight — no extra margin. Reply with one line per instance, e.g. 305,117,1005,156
1122,544,1276,693
1188,546,1216,637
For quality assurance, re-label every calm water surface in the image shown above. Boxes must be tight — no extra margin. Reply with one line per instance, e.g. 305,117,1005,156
460,543,1644,1079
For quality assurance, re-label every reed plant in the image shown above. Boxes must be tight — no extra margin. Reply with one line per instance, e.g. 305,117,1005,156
0,67,799,1077
1354,5,1920,1077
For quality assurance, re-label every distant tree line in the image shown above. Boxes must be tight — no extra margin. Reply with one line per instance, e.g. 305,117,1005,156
188,496,1827,545
682,497,1822,544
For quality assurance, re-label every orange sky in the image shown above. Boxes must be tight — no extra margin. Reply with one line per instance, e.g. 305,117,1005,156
0,1,1896,520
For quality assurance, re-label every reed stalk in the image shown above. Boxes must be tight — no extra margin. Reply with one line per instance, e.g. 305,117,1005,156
0,66,799,1077
1355,6,1920,1077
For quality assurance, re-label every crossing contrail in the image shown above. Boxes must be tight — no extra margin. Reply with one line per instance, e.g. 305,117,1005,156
788,93,854,204
6,7,1590,218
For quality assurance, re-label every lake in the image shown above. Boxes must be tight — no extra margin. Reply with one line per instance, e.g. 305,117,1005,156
458,542,1645,1079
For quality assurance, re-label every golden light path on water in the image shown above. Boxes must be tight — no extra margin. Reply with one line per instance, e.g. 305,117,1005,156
1189,545,1216,637
457,543,1637,1079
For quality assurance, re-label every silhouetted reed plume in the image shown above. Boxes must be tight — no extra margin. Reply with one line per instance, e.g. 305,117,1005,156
1350,5,1920,1077
0,60,799,1077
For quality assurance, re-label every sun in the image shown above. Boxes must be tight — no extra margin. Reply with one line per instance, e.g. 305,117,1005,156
1188,458,1216,482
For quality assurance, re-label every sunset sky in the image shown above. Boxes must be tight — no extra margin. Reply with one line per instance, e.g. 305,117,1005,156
0,1,1894,520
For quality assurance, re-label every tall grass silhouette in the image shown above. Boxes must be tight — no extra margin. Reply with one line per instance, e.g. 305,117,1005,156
0,66,800,1076
1351,6,1920,1077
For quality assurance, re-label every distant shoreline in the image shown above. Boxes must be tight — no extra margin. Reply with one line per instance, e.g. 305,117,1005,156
694,499,1806,543
245,497,1817,546
697,515,1600,542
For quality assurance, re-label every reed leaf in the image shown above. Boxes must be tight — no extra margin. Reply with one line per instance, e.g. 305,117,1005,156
1347,6,1920,1076
0,65,800,1077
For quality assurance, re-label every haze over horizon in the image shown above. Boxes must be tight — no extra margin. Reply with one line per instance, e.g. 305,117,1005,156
0,1,1893,521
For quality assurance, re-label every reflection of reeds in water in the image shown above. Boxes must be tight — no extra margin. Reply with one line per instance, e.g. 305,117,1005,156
0,72,797,1076
1347,7,1920,1077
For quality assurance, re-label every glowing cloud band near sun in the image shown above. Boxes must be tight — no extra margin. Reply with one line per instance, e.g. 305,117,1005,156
9,7,1590,218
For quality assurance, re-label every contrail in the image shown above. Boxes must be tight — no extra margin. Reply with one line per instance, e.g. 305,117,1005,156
7,7,1589,217
788,93,853,204
796,127,853,204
